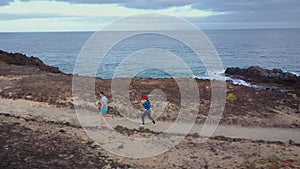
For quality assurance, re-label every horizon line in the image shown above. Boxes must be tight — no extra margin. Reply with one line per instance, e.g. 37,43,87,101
0,27,300,33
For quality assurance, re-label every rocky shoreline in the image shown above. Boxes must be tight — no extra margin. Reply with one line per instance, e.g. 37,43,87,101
1,50,300,168
1,50,299,128
225,66,300,91
0,50,61,74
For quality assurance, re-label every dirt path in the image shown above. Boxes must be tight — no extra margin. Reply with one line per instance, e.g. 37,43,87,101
1,98,300,168
1,98,299,144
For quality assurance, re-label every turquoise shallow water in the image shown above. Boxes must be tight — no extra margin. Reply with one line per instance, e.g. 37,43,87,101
0,29,299,79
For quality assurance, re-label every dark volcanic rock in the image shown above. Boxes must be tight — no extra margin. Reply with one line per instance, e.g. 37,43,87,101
0,50,61,74
225,66,300,88
0,117,131,169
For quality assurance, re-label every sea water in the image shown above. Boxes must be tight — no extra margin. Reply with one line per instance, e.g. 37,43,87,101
0,29,299,79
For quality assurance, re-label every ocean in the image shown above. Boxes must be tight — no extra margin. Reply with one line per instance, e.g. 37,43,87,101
0,29,299,79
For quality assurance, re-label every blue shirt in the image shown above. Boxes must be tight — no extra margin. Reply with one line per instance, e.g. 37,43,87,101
143,100,151,112
100,96,108,109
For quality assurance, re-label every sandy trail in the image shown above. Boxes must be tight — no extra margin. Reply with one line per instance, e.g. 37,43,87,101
0,98,299,144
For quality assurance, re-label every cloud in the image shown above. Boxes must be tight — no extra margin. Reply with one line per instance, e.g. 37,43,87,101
0,13,66,20
0,0,299,31
189,0,300,28
121,0,198,9
0,0,225,31
0,0,14,6
193,0,300,20
0,0,198,9
193,0,300,12
0,1,223,20
0,0,33,6
53,0,198,9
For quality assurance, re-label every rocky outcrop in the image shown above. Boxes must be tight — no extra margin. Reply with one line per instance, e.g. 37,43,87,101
225,66,300,89
0,50,61,74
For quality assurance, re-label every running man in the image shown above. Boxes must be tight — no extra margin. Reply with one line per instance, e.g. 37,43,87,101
140,96,156,127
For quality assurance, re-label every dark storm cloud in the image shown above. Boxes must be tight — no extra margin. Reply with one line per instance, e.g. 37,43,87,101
52,0,198,9
121,0,198,9
190,0,300,28
193,0,300,13
4,0,299,14
0,0,14,6
0,0,30,6
53,0,127,4
1,0,299,29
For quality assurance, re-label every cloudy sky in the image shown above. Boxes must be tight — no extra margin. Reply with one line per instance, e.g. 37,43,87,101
0,0,299,32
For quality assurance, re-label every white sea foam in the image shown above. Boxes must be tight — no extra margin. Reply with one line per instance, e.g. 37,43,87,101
290,71,300,76
226,77,260,88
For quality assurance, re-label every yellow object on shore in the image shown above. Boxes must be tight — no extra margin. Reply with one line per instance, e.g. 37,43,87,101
226,93,236,101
